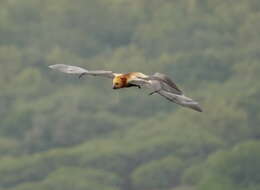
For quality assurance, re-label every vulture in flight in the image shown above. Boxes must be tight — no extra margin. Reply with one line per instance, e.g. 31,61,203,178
49,64,202,112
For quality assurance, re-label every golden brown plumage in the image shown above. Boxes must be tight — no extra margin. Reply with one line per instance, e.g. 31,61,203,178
112,72,148,89
112,75,127,89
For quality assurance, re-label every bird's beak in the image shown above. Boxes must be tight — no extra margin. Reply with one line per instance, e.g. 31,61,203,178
112,86,117,89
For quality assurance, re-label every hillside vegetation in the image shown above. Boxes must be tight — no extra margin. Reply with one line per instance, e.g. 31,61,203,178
0,0,260,190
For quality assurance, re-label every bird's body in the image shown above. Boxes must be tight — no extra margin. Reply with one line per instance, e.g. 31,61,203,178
49,64,202,112
112,72,148,89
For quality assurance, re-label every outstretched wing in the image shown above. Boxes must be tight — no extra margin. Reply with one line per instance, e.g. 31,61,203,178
129,72,183,95
157,90,203,112
150,73,183,95
129,73,202,112
49,64,116,78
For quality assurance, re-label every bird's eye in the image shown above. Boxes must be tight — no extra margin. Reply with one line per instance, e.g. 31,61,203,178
115,82,119,86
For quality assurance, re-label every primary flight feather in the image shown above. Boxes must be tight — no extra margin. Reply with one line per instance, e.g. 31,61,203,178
49,64,202,112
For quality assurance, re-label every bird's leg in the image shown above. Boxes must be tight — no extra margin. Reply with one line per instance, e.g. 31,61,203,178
78,72,86,79
149,90,160,95
127,84,141,88
133,84,141,88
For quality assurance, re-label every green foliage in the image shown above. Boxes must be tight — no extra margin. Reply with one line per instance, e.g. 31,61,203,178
131,156,184,189
0,0,260,190
198,141,260,190
9,167,121,190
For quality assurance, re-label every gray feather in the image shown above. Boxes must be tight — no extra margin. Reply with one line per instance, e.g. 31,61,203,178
49,64,115,78
130,74,202,112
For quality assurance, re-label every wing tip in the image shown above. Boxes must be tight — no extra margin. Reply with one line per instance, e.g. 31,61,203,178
48,65,55,69
189,104,203,112
48,64,63,69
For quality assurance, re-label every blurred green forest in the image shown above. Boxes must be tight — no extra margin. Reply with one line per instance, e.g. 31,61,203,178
0,0,260,189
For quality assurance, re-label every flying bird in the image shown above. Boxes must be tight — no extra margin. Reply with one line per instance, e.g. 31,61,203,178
49,64,202,112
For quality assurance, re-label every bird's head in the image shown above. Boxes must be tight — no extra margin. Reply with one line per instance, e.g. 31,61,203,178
112,76,126,89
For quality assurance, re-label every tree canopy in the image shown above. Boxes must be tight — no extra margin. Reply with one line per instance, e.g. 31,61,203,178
0,0,260,190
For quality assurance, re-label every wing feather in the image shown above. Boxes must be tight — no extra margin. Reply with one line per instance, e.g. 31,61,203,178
130,73,183,95
49,64,116,78
151,73,183,95
129,73,202,112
